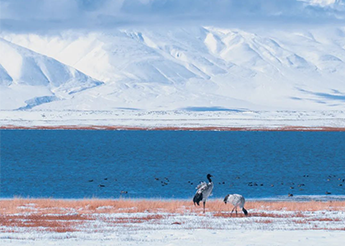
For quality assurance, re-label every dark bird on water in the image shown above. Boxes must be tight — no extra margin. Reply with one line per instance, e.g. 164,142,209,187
99,184,105,188
193,174,214,213
224,194,248,216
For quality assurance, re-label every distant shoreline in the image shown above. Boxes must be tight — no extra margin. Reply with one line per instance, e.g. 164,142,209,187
1,125,345,131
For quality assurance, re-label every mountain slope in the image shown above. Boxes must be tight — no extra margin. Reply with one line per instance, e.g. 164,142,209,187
0,38,103,110
1,26,345,111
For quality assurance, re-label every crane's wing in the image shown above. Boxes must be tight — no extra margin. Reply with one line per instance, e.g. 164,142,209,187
193,181,207,206
195,181,207,193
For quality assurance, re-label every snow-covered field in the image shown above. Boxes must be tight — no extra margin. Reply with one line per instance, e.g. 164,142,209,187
2,223,345,246
1,199,344,245
1,109,345,129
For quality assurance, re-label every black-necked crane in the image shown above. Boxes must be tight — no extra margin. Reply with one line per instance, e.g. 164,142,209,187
223,194,248,216
193,174,214,213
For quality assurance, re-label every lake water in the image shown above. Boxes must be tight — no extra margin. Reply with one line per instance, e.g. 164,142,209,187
1,130,344,200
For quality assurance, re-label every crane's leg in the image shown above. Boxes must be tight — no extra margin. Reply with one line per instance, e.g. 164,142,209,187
203,201,206,213
231,206,235,216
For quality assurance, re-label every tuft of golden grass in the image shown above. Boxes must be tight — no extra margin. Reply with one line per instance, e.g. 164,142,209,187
254,219,273,224
293,219,308,224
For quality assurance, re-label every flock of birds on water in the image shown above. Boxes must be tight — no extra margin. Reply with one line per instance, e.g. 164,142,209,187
87,173,344,214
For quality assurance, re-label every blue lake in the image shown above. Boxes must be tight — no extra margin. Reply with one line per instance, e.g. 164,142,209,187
1,130,344,200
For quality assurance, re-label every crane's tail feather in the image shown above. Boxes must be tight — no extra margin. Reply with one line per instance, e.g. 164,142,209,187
193,193,203,206
242,208,248,216
223,194,230,204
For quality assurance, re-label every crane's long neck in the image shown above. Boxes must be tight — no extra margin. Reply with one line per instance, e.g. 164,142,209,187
207,176,212,183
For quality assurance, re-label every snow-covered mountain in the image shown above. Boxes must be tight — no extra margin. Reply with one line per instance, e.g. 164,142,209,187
1,25,345,111
0,38,102,110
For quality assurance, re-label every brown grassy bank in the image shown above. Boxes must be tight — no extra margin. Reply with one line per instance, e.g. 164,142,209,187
1,199,344,233
1,199,344,215
1,125,345,131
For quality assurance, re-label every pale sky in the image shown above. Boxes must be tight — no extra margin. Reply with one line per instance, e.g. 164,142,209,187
0,0,344,32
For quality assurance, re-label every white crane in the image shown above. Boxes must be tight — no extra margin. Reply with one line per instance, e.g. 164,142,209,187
193,174,214,213
223,194,248,216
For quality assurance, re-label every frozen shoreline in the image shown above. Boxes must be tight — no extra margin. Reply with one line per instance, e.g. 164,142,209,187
1,199,345,246
1,110,345,130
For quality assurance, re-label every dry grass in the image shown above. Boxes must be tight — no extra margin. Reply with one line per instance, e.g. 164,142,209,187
103,214,165,224
308,217,341,222
0,199,344,232
1,199,344,215
292,219,308,224
245,201,345,212
0,214,92,232
254,219,273,224
214,211,307,218
2,125,345,131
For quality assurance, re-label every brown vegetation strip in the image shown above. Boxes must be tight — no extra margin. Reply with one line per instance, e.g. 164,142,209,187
1,199,344,232
0,214,93,233
104,214,165,224
1,199,344,215
2,125,345,131
214,211,307,218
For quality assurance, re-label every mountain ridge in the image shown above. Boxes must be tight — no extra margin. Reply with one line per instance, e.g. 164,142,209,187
0,38,103,110
1,26,345,111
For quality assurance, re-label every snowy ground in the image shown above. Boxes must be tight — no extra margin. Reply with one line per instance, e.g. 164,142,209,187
1,109,345,129
1,200,345,245
1,229,344,246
